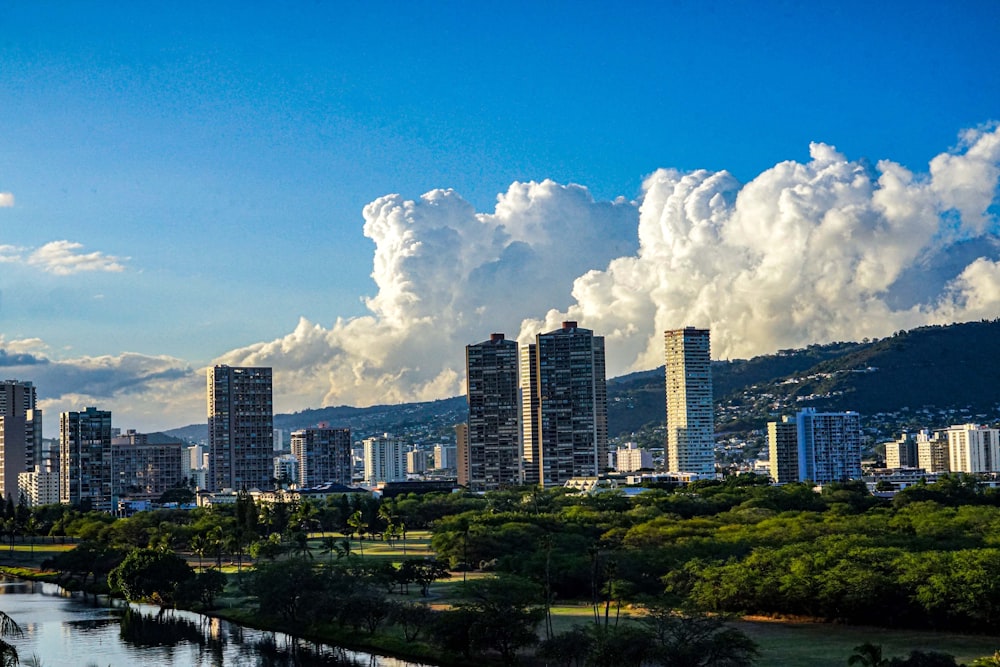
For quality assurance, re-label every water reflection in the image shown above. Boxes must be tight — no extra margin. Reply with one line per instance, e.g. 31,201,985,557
0,578,430,667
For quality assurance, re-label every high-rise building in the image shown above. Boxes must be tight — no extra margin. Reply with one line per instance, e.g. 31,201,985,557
434,444,456,471
363,433,407,486
291,427,352,488
110,431,186,503
768,409,862,483
207,366,274,492
917,429,950,473
406,447,429,474
615,443,654,473
946,424,1000,473
796,408,862,483
525,321,607,486
17,470,60,507
273,453,298,486
664,328,714,475
884,433,918,469
768,417,799,483
0,380,42,502
519,343,540,485
455,423,470,488
60,407,113,511
466,333,521,491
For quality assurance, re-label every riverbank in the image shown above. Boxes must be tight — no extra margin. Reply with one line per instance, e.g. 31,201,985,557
4,542,999,667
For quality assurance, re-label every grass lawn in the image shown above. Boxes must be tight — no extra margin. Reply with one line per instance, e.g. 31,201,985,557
305,530,435,562
734,619,1000,666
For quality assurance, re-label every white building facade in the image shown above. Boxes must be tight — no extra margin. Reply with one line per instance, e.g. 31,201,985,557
363,433,407,486
947,424,1000,473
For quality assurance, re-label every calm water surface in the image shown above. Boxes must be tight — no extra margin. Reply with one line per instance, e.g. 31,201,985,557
0,579,434,667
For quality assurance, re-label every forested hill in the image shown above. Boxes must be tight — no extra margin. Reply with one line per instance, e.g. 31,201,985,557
607,319,1000,435
167,320,1000,442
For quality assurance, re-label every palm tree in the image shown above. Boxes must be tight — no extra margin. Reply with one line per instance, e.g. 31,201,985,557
334,538,352,560
0,610,22,667
224,533,245,573
347,511,368,558
190,534,208,571
319,536,339,564
848,643,890,667
208,526,224,568
290,531,313,560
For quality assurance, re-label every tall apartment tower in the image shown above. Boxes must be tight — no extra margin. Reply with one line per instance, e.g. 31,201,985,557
0,380,42,502
525,321,607,486
884,433,918,469
796,408,862,483
110,430,185,503
60,407,113,511
768,417,799,483
946,424,1000,473
519,343,540,485
664,328,714,475
363,433,407,485
207,366,274,492
465,333,521,492
455,423,470,488
291,427,352,488
769,409,862,483
917,429,950,473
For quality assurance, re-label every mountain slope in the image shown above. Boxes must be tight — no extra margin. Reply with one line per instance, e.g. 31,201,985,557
166,319,1000,442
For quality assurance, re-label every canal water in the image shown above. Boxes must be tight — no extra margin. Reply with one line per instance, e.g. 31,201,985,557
0,578,433,666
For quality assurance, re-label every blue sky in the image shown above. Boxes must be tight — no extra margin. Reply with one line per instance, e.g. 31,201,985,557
1,2,999,432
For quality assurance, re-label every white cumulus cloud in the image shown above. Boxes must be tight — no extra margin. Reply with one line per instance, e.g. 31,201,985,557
226,124,1000,417
27,240,128,275
0,193,13,207
216,180,639,413
13,125,1000,432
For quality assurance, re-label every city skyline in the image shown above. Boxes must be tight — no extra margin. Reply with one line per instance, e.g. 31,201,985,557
2,4,999,435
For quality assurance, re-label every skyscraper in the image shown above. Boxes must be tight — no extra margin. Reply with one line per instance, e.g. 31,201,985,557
946,424,1000,473
291,427,352,487
795,408,862,483
465,333,521,491
207,366,274,492
769,409,863,483
60,407,113,511
526,321,607,486
363,433,407,485
768,417,799,483
519,342,540,485
110,430,185,503
0,380,42,502
664,328,714,475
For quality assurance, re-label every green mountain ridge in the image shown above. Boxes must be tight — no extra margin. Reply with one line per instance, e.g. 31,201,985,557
165,319,1000,442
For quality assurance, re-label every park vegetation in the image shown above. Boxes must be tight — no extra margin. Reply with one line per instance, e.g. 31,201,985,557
2,473,1000,664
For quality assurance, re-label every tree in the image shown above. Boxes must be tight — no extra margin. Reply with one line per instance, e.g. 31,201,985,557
889,651,959,667
178,568,227,609
0,610,22,667
108,548,195,604
389,602,434,642
456,574,544,664
347,510,368,557
640,605,758,667
849,643,890,667
971,652,1000,667
318,535,340,564
586,624,652,667
399,559,450,597
250,559,338,623
536,626,594,667
289,531,313,560
189,534,208,572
